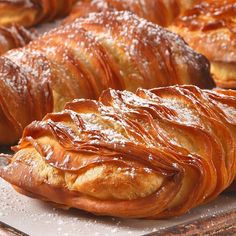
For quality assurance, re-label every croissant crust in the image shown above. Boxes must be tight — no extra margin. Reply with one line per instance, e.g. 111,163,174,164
0,85,235,219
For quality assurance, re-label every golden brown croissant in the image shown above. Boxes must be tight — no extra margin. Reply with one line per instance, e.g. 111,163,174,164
0,11,214,145
0,25,37,55
65,0,196,26
0,0,77,27
0,85,235,219
170,0,236,88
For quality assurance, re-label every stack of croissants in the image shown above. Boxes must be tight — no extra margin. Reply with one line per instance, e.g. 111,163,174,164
0,0,235,220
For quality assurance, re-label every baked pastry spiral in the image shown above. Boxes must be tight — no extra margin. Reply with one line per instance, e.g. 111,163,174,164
0,11,214,145
170,0,236,88
0,85,235,219
0,25,37,55
65,0,195,26
0,0,77,27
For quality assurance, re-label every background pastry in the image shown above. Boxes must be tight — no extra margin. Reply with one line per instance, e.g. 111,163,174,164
0,25,37,55
65,0,236,89
65,0,196,26
170,0,236,88
0,0,77,27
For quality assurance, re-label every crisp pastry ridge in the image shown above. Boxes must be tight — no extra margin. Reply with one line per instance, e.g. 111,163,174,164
0,85,235,219
0,0,77,27
0,11,214,145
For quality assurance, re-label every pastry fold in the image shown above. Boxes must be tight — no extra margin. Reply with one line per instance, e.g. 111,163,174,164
0,25,37,55
0,0,76,27
0,85,235,219
0,11,214,145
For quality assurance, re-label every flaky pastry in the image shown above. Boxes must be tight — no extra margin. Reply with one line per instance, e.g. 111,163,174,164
0,85,235,219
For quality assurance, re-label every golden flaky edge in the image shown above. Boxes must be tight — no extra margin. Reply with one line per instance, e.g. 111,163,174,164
0,85,235,219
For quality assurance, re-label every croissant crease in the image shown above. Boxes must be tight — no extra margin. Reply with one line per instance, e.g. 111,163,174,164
0,25,37,55
0,0,77,27
0,85,235,219
0,11,214,145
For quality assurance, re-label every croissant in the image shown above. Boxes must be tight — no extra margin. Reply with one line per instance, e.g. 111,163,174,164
0,25,37,55
0,85,235,219
0,11,214,145
0,0,77,27
65,0,195,26
169,0,236,88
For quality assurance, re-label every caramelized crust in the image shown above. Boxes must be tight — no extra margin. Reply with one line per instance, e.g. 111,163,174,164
0,11,214,145
0,85,235,219
65,0,195,26
0,24,37,55
170,0,236,88
0,0,77,27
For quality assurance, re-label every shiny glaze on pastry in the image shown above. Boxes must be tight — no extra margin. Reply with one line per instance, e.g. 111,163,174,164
0,85,235,219
0,11,214,145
